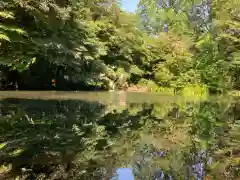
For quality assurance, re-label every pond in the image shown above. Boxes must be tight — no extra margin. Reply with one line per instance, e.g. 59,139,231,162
0,91,239,180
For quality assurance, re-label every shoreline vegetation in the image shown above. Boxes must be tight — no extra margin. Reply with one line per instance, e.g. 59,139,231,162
0,0,239,95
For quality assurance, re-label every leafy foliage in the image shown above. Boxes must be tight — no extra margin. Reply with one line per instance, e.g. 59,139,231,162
0,0,239,92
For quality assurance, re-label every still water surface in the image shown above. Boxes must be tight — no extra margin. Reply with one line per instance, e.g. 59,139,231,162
0,91,239,180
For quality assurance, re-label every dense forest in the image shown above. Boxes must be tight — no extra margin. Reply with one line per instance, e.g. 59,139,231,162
0,0,239,93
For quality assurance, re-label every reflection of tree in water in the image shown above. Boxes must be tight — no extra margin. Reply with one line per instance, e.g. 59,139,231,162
0,97,239,179
130,100,240,180
0,99,153,179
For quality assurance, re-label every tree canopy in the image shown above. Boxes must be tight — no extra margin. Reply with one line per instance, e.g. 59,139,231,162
0,0,239,93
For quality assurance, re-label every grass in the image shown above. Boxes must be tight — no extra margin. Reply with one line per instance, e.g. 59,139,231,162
137,79,208,98
137,79,175,95
180,84,208,98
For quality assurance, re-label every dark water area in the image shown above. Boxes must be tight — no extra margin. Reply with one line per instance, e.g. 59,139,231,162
0,92,239,180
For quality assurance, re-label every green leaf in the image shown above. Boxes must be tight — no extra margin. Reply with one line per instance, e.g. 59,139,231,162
9,149,24,157
0,33,10,41
0,142,7,149
130,65,144,75
0,11,15,19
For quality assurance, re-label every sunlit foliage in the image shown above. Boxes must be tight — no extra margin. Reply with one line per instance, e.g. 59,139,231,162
0,0,239,93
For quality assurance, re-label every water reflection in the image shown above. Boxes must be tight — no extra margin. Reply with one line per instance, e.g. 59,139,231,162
0,93,239,180
111,168,134,180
